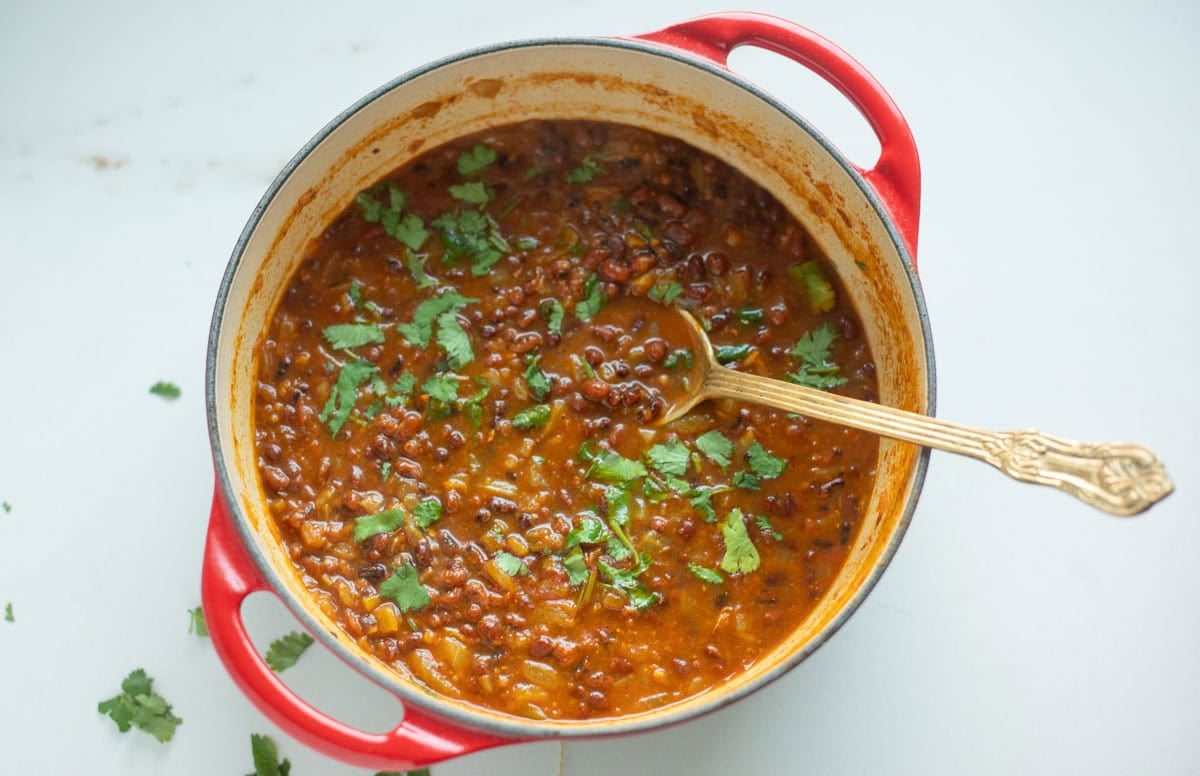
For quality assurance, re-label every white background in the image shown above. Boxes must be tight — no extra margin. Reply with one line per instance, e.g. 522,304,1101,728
1,1,1197,774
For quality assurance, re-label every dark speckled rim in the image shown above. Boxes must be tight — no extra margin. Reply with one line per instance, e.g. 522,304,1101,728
206,34,935,742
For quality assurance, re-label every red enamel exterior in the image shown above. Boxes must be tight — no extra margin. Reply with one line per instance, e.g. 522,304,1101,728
202,491,513,767
632,12,922,261
200,11,924,768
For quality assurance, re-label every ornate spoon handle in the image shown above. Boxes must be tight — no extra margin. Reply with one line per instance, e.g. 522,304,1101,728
704,366,1173,516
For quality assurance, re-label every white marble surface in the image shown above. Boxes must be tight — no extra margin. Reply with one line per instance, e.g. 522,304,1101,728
2,1,1197,774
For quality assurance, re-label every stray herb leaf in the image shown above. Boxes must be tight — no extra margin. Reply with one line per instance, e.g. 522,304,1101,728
354,507,406,542
687,563,724,584
457,144,497,176
422,373,459,403
648,281,683,305
575,273,606,321
662,349,694,369
746,441,786,479
567,153,606,183
732,471,760,490
396,289,477,347
541,298,565,335
524,353,553,401
449,181,492,205
435,309,474,369
187,607,207,637
695,430,734,467
97,669,183,742
149,381,181,400
755,514,784,541
788,323,848,390
379,562,431,614
1,501,9,513
714,344,752,365
265,632,314,673
512,404,552,430
646,440,690,477
494,551,530,577
318,359,376,437
322,323,385,350
247,733,292,776
4,602,12,622
720,508,761,575
586,451,647,483
413,498,443,530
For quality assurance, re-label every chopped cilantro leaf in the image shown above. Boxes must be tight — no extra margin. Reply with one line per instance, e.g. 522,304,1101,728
413,498,442,530
512,404,552,430
457,144,497,176
567,153,606,183
562,548,589,586
354,507,405,542
348,282,364,308
574,273,606,321
355,189,385,222
248,733,292,776
788,323,848,390
719,508,760,575
449,181,492,205
149,381,181,400
396,289,477,347
387,184,407,212
494,551,529,577
648,281,683,305
379,562,431,613
97,669,182,742
435,310,473,369
406,252,437,289
598,559,658,610
688,563,724,584
715,344,752,364
566,515,607,548
516,236,539,251
732,471,760,490
646,440,690,477
264,631,314,672
663,349,694,369
737,308,765,324
586,450,647,483
422,373,459,403
606,534,633,561
460,382,491,429
380,461,393,481
541,298,565,335
187,606,207,637
788,260,836,313
318,359,376,436
391,213,430,251
389,372,417,403
695,430,733,467
605,486,632,527
746,441,786,478
322,323,385,350
756,514,784,541
524,354,553,401
431,209,505,276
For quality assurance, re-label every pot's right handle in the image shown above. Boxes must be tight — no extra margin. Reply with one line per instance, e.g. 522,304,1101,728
201,487,511,770
633,12,922,263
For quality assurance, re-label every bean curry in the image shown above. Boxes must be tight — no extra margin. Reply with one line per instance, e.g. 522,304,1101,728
253,120,880,721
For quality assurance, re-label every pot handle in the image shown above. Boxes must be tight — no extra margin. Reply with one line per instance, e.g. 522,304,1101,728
201,488,510,770
632,12,922,261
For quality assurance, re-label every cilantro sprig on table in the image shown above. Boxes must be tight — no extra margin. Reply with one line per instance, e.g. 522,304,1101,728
264,631,313,673
149,381,181,400
187,607,207,637
98,669,183,742
246,733,291,776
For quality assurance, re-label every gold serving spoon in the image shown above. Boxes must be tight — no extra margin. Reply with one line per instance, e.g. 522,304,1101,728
657,307,1173,516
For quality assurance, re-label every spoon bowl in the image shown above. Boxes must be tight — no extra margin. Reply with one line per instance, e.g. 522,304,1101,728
658,305,1173,516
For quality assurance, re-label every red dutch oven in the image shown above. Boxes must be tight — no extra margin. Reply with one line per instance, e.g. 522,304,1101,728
203,12,934,769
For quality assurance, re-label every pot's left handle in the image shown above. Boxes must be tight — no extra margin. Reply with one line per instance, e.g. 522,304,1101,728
201,488,510,770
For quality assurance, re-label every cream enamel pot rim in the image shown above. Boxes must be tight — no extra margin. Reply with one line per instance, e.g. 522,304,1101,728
201,12,933,770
